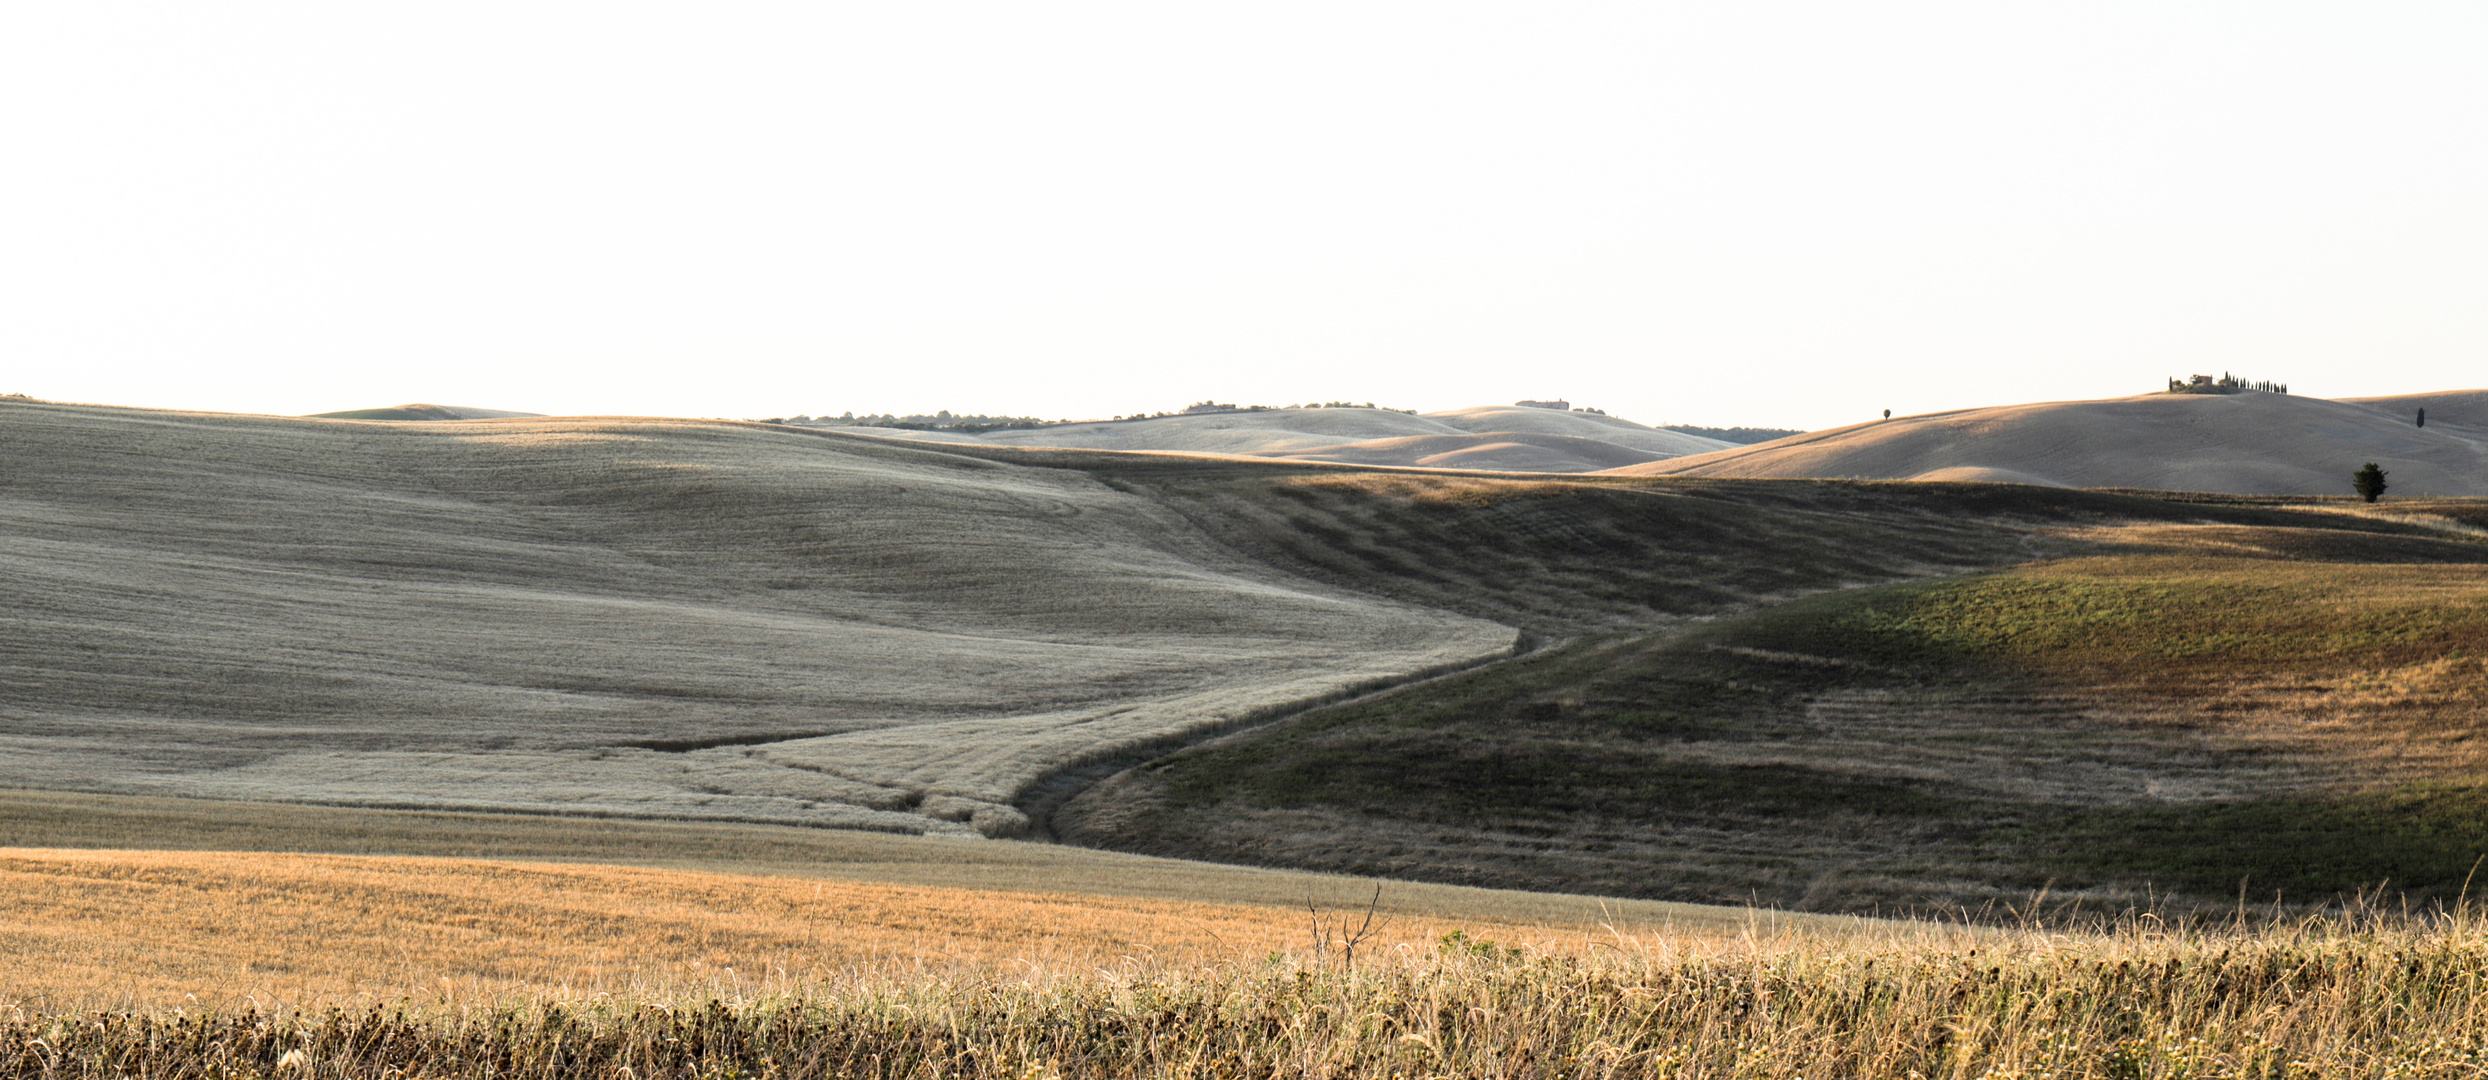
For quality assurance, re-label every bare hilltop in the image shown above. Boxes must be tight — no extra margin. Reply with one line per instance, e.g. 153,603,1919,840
1609,390,2488,495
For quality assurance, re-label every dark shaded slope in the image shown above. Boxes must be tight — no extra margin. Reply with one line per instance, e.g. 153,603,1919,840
1005,455,2457,635
1054,484,2488,916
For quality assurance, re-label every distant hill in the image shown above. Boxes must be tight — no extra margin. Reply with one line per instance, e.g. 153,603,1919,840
818,406,1734,473
1423,406,1733,456
2341,389,2488,428
1604,390,2488,496
1661,424,1806,445
1249,431,1674,472
309,403,544,421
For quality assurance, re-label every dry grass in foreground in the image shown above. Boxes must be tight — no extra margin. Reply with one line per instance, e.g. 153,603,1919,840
6,909,2485,1078
0,790,1799,944
0,848,1636,1013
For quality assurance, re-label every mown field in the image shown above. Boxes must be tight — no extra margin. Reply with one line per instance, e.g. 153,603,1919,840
0,401,1514,838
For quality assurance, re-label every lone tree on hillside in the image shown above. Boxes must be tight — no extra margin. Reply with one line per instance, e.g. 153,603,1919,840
2417,408,2427,428
2353,462,2389,503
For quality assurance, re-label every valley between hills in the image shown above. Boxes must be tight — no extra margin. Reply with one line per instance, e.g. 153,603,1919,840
6,394,2488,923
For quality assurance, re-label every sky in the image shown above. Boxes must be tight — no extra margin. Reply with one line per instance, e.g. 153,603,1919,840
3,2,2482,431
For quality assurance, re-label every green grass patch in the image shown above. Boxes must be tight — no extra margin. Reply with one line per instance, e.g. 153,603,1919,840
2045,783,2488,901
1721,556,2488,677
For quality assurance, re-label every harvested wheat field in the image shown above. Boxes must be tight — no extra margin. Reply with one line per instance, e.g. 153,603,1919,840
0,845,1843,1012
6,851,2486,1079
0,788,1793,935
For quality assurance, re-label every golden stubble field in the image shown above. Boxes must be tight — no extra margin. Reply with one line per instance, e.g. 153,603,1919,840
0,847,1367,1008
0,790,1845,1014
0,845,1841,1013
7,842,2487,1078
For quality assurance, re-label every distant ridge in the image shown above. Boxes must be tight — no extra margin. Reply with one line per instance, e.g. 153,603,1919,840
309,403,544,421
1253,431,1671,472
1603,390,2488,496
818,405,1736,473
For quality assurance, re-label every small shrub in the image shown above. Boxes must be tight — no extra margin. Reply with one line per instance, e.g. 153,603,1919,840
2354,462,2390,502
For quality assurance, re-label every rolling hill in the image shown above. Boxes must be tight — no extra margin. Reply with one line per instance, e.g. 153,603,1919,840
1060,502,2488,914
1,400,1509,838
1608,390,2488,495
0,398,2091,848
0,399,2211,848
14,394,2488,916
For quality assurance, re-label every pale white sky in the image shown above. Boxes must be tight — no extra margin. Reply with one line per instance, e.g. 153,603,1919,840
3,2,2481,430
